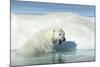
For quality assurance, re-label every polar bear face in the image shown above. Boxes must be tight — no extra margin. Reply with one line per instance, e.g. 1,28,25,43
53,29,66,44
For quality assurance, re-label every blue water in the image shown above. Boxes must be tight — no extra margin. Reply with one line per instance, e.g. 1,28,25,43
11,49,95,66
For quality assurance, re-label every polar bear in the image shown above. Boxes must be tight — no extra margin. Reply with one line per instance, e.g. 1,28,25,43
16,28,66,56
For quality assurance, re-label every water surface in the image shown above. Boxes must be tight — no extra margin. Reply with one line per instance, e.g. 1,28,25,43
11,49,95,66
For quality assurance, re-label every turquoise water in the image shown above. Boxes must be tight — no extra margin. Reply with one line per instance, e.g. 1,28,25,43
11,49,95,66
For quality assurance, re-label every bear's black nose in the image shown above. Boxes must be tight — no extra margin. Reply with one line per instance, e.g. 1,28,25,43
59,39,62,44
63,38,66,41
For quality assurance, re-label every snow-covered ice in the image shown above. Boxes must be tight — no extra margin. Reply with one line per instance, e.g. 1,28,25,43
11,12,95,50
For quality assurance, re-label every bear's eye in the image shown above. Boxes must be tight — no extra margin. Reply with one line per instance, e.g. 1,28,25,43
59,33,62,36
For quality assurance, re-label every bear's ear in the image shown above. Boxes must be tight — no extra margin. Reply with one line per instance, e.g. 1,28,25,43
53,30,55,32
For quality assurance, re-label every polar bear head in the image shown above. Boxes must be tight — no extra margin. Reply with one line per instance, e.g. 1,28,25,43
52,28,66,44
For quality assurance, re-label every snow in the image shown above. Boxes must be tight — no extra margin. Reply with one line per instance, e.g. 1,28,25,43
87,17,95,22
11,12,95,50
